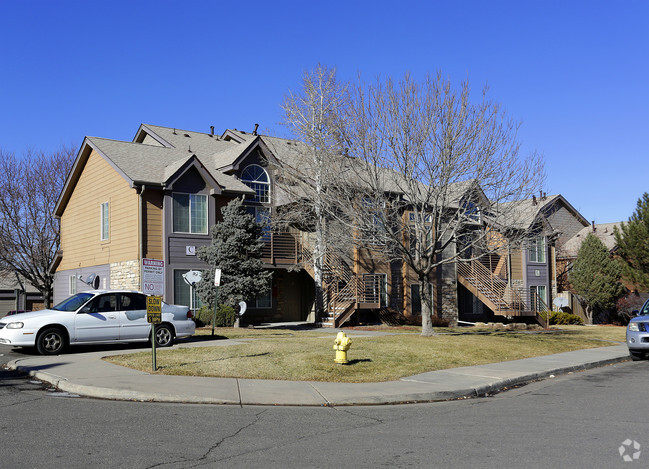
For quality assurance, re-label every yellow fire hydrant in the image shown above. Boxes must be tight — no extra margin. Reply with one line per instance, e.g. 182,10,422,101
333,331,352,364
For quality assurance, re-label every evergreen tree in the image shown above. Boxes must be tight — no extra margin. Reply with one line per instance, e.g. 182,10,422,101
614,192,649,289
570,233,623,324
196,198,272,308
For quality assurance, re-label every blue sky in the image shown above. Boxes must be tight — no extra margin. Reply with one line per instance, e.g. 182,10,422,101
1,0,646,224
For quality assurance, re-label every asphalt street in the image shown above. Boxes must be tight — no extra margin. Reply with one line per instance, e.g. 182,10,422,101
1,347,647,468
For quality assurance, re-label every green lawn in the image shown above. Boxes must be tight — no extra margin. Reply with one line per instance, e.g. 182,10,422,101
104,325,626,383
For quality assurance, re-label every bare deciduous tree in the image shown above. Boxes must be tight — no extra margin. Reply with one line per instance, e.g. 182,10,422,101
279,64,349,319
339,73,545,335
0,146,75,308
279,68,544,335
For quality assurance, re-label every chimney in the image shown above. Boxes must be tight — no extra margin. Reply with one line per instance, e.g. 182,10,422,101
592,221,596,232
210,126,215,136
532,195,537,205
253,123,259,136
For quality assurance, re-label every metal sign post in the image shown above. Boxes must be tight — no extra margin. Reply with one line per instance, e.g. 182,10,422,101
147,296,162,371
151,324,157,371
212,269,222,337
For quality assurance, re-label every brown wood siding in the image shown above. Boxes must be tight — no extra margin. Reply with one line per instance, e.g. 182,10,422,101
58,150,139,271
143,189,163,259
510,248,524,281
355,247,391,275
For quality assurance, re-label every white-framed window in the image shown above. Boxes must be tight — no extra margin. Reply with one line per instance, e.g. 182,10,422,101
100,202,109,240
408,212,432,223
363,274,388,308
69,275,77,295
245,206,270,225
173,193,208,234
249,278,272,308
529,236,546,263
173,269,202,309
241,164,270,204
362,198,387,245
462,201,481,222
530,285,547,312
245,206,271,238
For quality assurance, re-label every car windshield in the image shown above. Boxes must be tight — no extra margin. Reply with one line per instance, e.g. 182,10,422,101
52,293,95,312
641,300,649,316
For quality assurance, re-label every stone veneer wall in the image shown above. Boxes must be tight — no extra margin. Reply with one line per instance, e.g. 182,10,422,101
110,260,140,290
439,262,458,325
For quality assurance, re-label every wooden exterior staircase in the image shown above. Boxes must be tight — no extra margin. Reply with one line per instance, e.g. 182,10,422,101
261,231,380,327
457,258,549,328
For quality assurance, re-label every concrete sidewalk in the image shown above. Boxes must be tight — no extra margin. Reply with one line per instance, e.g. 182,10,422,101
5,338,630,406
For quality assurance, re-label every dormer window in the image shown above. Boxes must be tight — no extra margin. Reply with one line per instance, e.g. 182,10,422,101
462,201,481,222
241,164,270,204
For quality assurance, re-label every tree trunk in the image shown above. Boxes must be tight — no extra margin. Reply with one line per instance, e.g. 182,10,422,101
420,275,436,336
41,287,52,309
313,213,326,321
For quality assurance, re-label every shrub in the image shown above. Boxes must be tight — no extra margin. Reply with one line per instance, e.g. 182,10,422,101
550,311,584,325
430,315,451,327
195,304,237,327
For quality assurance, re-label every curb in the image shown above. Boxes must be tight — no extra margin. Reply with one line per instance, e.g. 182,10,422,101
8,353,630,406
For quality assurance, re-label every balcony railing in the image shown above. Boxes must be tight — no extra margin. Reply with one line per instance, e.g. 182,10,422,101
261,232,300,264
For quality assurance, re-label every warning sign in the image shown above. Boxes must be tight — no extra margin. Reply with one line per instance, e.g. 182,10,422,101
142,258,164,296
146,296,162,324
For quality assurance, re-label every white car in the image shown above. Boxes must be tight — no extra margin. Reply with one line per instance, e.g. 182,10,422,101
0,291,195,355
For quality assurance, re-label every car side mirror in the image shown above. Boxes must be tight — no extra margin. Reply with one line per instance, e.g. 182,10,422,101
81,306,92,314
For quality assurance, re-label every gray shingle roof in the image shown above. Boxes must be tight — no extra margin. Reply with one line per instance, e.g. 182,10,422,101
76,125,525,220
140,124,238,156
140,124,261,177
497,195,562,230
258,133,477,207
560,222,621,258
86,134,252,194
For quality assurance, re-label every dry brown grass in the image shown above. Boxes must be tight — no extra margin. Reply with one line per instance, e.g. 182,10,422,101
104,325,626,383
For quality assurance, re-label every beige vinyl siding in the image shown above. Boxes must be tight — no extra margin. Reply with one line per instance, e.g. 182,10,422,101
143,189,163,259
58,150,139,271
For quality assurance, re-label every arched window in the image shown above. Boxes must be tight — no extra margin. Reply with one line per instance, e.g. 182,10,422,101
241,164,270,204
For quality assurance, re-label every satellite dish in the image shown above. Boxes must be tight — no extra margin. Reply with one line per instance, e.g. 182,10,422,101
82,273,100,289
183,270,203,286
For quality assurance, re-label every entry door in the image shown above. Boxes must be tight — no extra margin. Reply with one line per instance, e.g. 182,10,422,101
73,293,120,342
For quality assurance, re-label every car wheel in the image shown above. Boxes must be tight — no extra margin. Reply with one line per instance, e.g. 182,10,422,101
629,351,646,361
36,328,66,355
153,324,174,347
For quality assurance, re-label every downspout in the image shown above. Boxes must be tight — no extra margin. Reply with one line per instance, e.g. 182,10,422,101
507,245,512,289
139,185,146,267
548,237,553,311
